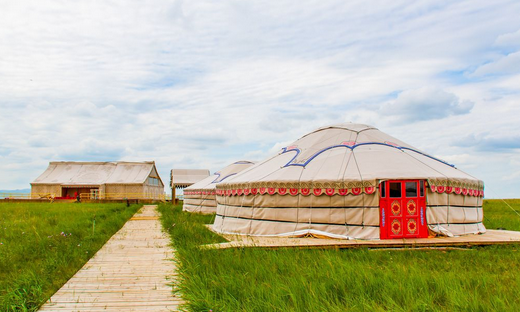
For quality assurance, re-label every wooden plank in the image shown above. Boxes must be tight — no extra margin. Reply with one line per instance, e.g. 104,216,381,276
39,205,183,312
202,229,520,250
130,216,160,220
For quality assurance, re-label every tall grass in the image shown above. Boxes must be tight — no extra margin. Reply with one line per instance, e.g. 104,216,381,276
483,199,520,231
159,200,520,311
0,202,141,311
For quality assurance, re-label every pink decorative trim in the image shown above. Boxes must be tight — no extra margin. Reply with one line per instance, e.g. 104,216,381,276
212,185,482,197
424,186,483,197
185,190,217,196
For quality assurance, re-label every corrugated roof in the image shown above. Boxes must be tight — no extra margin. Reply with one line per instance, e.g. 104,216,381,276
171,169,210,187
32,161,160,185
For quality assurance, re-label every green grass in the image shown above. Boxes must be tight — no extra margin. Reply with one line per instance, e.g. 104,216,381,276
0,202,141,311
159,200,520,312
483,199,520,231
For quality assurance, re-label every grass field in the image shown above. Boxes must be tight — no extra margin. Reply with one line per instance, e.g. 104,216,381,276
159,199,520,312
0,202,141,311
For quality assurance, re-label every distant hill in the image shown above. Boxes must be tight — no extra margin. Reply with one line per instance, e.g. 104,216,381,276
0,188,30,194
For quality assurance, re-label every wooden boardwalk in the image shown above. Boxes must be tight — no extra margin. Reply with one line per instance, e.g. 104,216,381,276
39,205,183,312
204,229,520,250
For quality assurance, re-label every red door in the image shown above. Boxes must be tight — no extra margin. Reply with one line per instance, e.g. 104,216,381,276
379,180,428,239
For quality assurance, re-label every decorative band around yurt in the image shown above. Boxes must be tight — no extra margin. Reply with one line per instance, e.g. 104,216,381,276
213,180,484,197
215,187,376,196
213,187,483,197
426,178,484,196
184,190,217,196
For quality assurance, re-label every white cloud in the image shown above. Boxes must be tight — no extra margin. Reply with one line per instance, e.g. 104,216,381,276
380,87,473,122
455,133,520,151
495,28,520,49
502,170,520,181
0,0,520,197
473,51,520,76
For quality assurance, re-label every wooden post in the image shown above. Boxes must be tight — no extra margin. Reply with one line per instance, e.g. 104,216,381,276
172,186,177,205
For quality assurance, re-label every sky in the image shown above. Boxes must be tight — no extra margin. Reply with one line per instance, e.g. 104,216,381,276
0,0,519,198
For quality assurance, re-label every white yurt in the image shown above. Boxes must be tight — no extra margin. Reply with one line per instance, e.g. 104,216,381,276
212,123,485,240
183,161,255,214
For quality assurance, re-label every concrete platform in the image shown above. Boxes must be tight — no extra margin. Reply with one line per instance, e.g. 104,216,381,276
203,229,520,250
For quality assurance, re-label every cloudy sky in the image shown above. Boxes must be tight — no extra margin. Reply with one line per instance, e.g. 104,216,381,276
1,0,519,198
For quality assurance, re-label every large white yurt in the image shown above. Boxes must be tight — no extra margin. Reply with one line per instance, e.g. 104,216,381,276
183,161,256,214
212,123,485,240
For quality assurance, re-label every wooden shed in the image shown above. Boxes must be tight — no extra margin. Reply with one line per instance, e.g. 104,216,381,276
170,169,210,202
31,161,165,200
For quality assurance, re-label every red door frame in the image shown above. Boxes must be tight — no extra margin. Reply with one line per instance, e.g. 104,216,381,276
379,180,428,239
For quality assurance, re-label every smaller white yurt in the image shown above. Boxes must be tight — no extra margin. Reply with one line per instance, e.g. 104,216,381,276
183,161,255,214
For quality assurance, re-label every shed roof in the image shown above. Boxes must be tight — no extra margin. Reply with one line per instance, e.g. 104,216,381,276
171,169,210,188
32,161,162,186
185,161,255,191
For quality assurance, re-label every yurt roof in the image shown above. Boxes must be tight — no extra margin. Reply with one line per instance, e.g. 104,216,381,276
171,169,210,188
218,123,483,191
185,161,255,191
32,161,162,186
